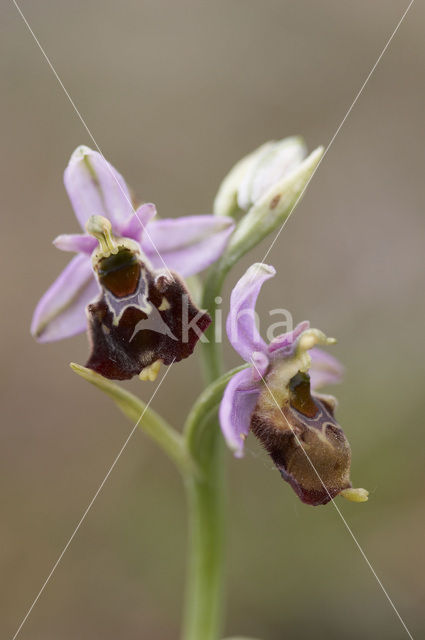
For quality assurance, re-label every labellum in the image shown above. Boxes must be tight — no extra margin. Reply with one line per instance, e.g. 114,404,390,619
84,216,211,380
251,370,352,506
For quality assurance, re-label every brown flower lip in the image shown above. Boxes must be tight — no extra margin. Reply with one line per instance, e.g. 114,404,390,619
251,371,352,506
86,246,211,381
83,215,212,381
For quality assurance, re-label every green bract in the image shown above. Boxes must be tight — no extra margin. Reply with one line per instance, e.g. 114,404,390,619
222,144,324,265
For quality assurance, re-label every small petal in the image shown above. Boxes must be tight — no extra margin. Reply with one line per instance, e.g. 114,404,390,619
140,215,235,277
53,233,97,254
268,321,310,358
31,254,99,342
119,203,157,241
309,347,344,390
226,263,275,363
64,145,134,230
219,368,260,457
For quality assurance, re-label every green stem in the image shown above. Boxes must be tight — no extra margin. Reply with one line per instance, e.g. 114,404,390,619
184,365,248,459
182,252,240,639
181,357,248,640
182,409,225,640
70,363,195,476
200,259,232,383
181,265,230,640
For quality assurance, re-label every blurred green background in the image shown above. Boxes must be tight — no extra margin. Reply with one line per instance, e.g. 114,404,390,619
1,1,424,638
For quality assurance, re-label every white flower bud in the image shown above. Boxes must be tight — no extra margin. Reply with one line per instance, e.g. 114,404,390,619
214,136,308,217
223,142,324,264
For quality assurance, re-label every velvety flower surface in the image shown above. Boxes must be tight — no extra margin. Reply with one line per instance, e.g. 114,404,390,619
83,215,211,380
31,146,235,343
219,263,368,506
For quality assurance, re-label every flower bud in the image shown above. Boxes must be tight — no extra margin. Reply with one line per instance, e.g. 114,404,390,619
237,137,307,212
213,137,323,264
213,141,278,218
214,137,316,214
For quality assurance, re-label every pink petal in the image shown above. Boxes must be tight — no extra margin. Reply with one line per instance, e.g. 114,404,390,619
268,321,310,357
219,368,260,457
119,203,157,241
64,146,134,230
53,233,97,254
31,254,99,342
226,263,275,363
140,215,235,276
309,347,345,390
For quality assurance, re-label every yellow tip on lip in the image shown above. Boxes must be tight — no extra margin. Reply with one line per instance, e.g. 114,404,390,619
139,360,162,382
339,487,369,503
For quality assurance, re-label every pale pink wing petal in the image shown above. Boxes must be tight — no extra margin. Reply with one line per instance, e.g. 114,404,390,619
31,254,99,342
309,347,344,390
53,233,97,254
140,215,234,276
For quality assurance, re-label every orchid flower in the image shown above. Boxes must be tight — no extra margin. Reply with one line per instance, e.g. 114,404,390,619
219,263,368,506
81,215,211,380
31,145,235,344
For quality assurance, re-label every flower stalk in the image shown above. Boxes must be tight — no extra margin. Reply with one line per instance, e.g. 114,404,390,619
182,416,225,640
187,140,327,635
200,260,232,382
181,366,247,640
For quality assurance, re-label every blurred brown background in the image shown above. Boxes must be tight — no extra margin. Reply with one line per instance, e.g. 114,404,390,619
1,1,424,638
